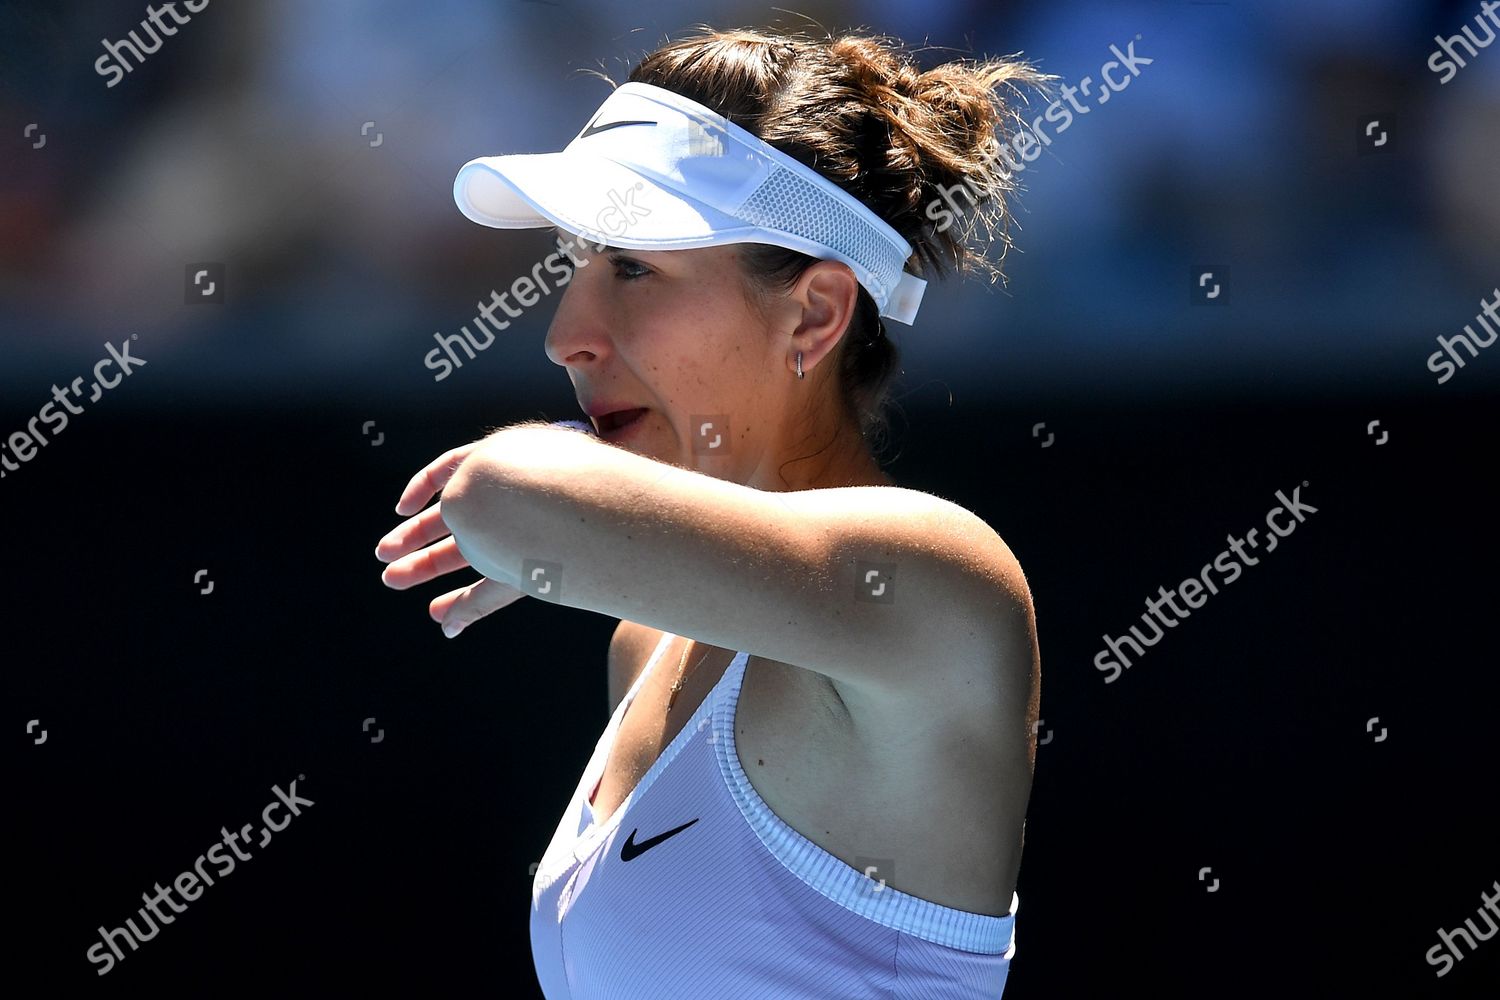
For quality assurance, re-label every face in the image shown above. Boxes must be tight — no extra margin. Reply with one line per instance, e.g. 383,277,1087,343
543,230,796,479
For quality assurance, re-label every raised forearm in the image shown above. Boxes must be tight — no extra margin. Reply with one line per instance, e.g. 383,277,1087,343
438,423,601,596
434,421,816,640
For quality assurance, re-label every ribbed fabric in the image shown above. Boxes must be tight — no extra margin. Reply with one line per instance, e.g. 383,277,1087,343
529,634,1018,999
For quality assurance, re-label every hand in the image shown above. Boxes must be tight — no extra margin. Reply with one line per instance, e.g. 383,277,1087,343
376,440,526,638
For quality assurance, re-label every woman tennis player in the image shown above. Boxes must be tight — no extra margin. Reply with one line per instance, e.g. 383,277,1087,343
376,26,1046,999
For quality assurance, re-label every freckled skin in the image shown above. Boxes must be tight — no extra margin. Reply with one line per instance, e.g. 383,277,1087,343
560,238,1026,914
544,236,895,492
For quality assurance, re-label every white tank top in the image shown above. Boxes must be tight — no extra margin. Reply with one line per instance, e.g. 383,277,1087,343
529,633,1019,998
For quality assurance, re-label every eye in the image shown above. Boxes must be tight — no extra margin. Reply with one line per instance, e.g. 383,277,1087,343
549,246,648,281
608,254,651,281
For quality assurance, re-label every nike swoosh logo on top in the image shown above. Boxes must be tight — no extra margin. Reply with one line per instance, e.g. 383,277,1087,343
619,818,699,861
578,118,657,140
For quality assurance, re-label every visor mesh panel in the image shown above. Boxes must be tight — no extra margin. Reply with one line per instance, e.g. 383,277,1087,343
737,166,902,299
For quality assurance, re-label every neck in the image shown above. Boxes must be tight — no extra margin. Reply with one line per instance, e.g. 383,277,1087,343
750,414,894,492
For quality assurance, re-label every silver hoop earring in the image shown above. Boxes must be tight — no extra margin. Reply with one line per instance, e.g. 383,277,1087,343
795,351,804,380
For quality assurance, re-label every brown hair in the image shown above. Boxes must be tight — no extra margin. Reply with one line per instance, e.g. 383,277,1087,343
593,25,1055,459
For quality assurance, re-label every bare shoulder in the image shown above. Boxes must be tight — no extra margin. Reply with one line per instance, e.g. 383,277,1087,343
902,488,1038,687
607,619,665,713
823,486,1039,740
893,486,1029,590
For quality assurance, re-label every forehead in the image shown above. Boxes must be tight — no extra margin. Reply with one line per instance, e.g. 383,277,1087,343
548,225,617,253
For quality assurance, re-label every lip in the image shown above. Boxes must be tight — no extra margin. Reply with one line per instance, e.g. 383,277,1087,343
581,399,641,418
581,399,646,429
598,407,649,440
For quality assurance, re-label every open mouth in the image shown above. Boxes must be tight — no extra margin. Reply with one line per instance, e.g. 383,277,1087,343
597,407,648,434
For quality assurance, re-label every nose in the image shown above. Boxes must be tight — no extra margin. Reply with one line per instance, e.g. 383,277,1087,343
543,272,611,370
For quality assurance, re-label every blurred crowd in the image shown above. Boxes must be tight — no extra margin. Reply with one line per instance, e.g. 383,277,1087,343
1,0,1496,403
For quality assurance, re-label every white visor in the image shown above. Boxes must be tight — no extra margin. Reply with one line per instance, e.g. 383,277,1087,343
453,81,927,325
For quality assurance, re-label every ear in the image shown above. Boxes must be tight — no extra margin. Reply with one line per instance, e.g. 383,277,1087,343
775,260,861,376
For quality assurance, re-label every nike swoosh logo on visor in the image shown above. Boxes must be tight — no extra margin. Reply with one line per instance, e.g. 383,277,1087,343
619,818,699,861
578,118,657,139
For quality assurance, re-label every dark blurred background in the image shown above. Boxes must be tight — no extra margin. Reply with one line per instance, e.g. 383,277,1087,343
6,0,1498,996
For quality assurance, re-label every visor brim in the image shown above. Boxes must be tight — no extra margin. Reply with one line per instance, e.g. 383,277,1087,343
453,152,754,250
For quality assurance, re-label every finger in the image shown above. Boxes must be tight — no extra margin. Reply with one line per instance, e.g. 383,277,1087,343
375,503,450,564
432,577,527,637
428,580,483,623
395,443,477,517
380,536,470,590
